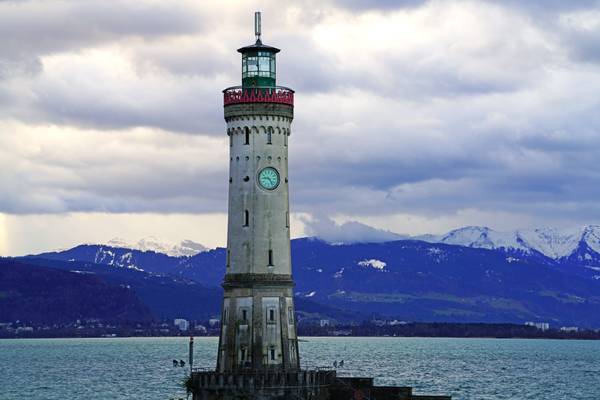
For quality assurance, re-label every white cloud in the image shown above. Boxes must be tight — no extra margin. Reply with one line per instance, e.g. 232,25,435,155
300,214,404,243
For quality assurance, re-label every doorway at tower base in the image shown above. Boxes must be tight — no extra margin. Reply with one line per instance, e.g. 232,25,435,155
189,369,451,400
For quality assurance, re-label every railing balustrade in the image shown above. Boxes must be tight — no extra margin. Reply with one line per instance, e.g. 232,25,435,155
223,86,294,106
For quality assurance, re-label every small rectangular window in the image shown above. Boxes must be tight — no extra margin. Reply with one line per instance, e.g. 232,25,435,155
241,348,246,361
247,57,258,72
270,348,276,360
242,309,247,321
269,308,275,322
244,210,249,227
268,249,273,266
259,57,270,71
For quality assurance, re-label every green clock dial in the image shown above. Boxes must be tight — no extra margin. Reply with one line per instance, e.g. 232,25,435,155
258,167,280,190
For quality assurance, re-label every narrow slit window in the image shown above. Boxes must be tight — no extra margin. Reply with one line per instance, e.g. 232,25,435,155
284,133,287,147
267,128,273,144
241,347,246,361
268,249,273,266
285,212,289,228
229,134,233,147
288,307,294,324
242,309,247,321
270,348,276,360
244,210,249,227
269,308,275,321
244,127,250,145
226,249,230,268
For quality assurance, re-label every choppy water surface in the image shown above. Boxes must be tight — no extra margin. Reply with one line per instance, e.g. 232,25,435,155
1,337,599,400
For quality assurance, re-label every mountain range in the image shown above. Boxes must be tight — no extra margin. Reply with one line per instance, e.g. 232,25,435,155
418,225,600,260
87,225,600,262
3,225,600,327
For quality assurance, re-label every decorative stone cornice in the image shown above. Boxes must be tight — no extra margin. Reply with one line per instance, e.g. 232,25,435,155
224,102,294,120
222,273,295,288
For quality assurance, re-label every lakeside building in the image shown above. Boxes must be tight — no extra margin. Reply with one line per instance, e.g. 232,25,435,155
560,326,579,332
187,12,451,400
174,319,190,332
525,322,550,331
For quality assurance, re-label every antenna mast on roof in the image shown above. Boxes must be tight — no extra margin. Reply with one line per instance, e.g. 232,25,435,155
255,11,261,43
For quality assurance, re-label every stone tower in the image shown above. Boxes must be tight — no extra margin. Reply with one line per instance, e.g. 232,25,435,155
218,11,298,373
188,12,451,400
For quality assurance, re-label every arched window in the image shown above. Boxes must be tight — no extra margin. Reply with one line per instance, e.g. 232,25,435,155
267,127,273,144
244,127,250,145
244,210,249,227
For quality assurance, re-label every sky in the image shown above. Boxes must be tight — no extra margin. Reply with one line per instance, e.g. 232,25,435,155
2,0,600,256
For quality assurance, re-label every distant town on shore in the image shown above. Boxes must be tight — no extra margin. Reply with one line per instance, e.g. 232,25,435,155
2,318,599,340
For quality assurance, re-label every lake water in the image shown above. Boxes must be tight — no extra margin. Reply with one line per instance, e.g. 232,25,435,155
0,337,599,400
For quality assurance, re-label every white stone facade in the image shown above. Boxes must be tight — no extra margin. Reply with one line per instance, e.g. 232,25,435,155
217,104,299,372
225,115,292,276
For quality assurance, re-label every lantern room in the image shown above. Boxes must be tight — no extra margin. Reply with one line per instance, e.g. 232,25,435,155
238,12,280,87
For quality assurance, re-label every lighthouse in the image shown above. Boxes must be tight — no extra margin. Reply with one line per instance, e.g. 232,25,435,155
187,12,451,400
218,11,298,373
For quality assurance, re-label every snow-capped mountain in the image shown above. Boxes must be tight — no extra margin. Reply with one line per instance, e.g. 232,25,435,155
419,225,600,260
105,237,207,257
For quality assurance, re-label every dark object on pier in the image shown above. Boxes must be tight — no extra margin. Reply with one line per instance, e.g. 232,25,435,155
173,360,179,367
180,360,186,368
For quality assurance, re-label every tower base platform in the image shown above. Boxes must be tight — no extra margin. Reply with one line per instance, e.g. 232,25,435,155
188,369,451,400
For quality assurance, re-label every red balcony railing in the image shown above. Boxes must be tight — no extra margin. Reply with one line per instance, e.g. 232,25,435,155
223,86,294,106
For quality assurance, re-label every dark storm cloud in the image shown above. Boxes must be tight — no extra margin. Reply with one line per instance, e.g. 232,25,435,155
0,126,229,214
29,76,225,134
0,1,204,59
562,26,600,64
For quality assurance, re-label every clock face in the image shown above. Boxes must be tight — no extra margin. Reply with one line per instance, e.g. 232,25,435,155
258,167,280,190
